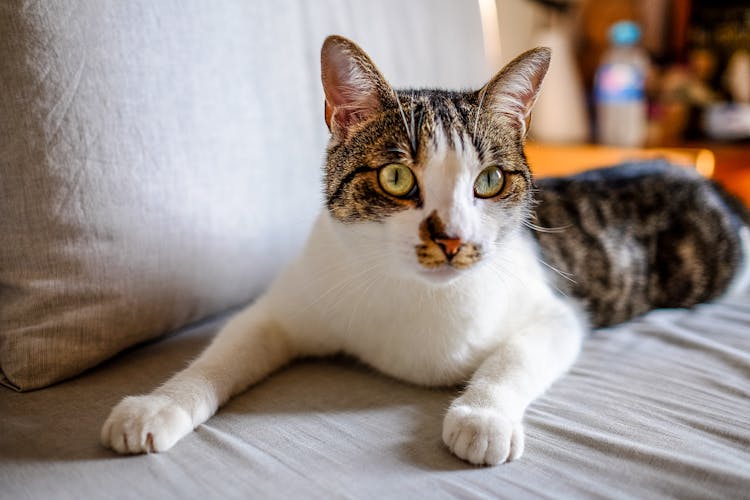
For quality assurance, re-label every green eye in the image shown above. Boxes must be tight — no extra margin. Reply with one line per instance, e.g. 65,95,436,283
378,163,416,198
474,166,504,198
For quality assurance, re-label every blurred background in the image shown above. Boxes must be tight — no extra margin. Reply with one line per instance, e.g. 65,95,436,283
484,0,750,201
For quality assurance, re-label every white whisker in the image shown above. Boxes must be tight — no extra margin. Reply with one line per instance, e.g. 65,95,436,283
345,274,383,334
523,220,571,234
537,258,577,284
394,91,414,152
409,92,417,154
487,255,528,292
298,257,386,315
473,86,488,139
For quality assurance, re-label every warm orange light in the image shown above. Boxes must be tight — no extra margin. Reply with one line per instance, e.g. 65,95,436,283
525,142,717,179
695,149,715,178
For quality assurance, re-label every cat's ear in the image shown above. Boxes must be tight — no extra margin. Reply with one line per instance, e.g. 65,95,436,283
478,47,551,135
321,35,394,138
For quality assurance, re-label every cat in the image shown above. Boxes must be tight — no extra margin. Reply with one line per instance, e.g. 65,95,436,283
101,35,750,465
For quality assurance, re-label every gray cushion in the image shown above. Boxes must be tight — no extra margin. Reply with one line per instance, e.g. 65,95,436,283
2,295,749,497
0,0,487,390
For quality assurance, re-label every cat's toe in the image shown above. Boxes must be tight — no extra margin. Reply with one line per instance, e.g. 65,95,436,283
101,395,192,454
442,404,524,465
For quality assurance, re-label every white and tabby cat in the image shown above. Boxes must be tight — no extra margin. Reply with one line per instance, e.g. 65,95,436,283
102,36,750,465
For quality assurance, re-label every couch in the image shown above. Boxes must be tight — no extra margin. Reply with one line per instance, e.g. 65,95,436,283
2,1,749,498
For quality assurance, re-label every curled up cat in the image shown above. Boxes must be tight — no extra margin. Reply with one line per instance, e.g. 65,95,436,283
101,35,750,465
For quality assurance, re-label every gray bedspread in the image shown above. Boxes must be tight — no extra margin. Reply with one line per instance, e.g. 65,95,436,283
2,295,750,499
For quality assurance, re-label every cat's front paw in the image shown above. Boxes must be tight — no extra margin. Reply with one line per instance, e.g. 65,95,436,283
101,394,192,454
442,404,524,465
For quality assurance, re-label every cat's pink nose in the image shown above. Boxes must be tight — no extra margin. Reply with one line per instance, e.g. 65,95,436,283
435,237,463,259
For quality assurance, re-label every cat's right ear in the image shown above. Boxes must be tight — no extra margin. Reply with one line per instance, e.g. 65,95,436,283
321,35,393,139
478,47,551,136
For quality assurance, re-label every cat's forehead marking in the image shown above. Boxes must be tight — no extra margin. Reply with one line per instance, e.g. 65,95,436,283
421,99,483,202
423,93,471,150
324,87,532,224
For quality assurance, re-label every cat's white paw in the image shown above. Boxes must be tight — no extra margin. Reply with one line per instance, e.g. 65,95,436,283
442,404,524,465
101,394,192,454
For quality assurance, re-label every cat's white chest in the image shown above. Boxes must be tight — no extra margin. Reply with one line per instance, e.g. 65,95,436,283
277,276,510,385
269,214,545,386
337,276,512,385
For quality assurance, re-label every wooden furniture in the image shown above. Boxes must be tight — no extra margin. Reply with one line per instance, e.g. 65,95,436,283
703,145,750,206
526,142,715,177
526,142,750,204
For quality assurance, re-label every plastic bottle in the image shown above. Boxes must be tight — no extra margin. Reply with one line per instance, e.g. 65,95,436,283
594,21,649,147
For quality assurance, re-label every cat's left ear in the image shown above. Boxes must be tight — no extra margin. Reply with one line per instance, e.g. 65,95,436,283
321,35,395,139
478,47,551,135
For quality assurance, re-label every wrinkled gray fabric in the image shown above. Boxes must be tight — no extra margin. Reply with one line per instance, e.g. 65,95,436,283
2,295,749,499
0,0,487,390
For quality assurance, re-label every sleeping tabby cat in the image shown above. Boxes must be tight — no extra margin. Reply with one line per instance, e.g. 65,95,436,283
102,36,750,465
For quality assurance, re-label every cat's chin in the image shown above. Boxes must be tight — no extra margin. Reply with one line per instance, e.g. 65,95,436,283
416,265,467,285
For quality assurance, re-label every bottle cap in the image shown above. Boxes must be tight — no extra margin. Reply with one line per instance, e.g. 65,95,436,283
609,21,641,46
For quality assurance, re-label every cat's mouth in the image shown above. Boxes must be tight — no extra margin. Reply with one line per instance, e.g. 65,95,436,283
415,242,482,272
414,242,483,284
416,212,483,276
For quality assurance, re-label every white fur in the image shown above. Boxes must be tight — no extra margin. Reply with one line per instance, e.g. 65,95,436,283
101,124,586,466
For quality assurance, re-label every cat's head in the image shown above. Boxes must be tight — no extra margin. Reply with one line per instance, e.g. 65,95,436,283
321,35,550,284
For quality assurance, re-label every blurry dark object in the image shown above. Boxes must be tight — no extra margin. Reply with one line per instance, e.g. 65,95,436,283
687,0,750,140
528,0,572,12
689,0,750,93
690,1,750,57
670,0,691,62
